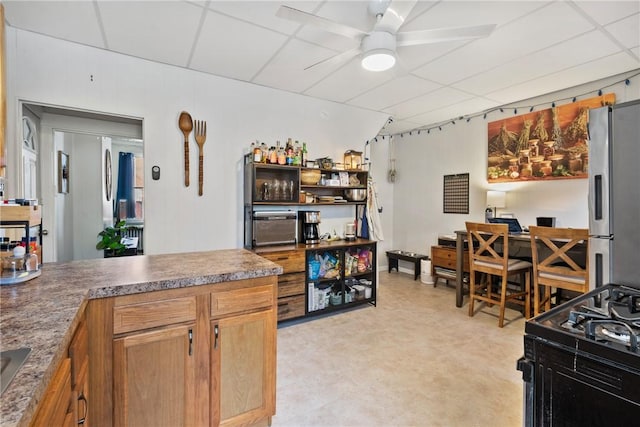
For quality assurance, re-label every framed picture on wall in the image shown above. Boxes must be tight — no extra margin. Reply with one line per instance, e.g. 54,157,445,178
58,151,69,194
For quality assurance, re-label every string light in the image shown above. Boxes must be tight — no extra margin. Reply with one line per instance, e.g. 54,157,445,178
373,71,637,140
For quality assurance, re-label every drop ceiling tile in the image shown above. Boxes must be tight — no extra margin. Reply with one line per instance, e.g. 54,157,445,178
378,118,424,136
453,30,622,95
574,1,640,26
253,39,344,93
486,51,640,104
205,1,321,34
3,0,104,47
348,75,441,110
401,0,544,31
190,10,288,81
605,13,640,49
408,97,501,129
303,59,395,103
292,1,374,52
98,1,202,67
390,86,472,120
412,1,596,85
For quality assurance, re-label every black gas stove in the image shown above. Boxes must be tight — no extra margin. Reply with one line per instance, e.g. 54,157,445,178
518,284,640,426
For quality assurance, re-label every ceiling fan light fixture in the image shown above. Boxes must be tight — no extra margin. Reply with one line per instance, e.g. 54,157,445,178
361,31,396,72
361,49,396,71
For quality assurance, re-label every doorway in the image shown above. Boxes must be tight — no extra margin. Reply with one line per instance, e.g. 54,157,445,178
21,102,143,262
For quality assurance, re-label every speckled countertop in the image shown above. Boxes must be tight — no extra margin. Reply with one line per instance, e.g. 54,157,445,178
0,249,282,427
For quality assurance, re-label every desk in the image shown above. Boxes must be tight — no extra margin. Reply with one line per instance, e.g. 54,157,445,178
453,230,587,308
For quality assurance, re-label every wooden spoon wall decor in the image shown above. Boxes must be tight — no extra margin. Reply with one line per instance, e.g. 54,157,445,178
178,111,193,187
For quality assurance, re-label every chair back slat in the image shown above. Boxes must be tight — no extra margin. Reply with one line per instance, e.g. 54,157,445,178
466,222,509,270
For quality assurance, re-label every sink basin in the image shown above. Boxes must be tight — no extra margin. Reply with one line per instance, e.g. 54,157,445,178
1,348,31,395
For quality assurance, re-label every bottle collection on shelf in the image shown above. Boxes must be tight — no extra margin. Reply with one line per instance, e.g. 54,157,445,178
250,138,308,166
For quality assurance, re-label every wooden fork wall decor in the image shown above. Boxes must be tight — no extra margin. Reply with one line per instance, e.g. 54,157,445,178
194,120,207,196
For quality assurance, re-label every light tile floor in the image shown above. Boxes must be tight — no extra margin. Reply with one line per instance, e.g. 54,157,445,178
273,271,525,427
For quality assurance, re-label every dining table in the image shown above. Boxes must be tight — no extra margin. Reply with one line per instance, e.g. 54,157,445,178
452,229,587,308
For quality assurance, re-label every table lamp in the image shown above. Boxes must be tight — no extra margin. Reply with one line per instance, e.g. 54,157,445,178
486,190,506,218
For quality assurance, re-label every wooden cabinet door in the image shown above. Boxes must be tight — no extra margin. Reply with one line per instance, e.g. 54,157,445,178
113,324,196,427
211,310,276,427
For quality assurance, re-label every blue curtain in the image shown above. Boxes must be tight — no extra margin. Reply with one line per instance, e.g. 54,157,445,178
115,152,135,220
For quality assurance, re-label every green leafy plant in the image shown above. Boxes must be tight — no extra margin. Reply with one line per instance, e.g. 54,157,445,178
96,220,128,255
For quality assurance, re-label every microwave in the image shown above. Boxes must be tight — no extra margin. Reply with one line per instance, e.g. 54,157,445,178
252,211,297,247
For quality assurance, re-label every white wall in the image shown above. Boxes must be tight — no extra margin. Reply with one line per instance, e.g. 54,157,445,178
389,70,640,266
5,28,388,255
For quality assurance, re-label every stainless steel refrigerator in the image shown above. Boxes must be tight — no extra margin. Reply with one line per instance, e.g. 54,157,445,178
588,99,640,288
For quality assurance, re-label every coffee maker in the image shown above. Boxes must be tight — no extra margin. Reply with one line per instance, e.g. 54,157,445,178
300,211,320,244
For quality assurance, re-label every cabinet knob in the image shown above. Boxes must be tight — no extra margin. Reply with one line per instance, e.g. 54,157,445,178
42,229,49,235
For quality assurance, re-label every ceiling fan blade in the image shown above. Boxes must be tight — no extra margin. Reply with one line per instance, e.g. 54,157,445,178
396,24,496,46
276,5,366,40
374,0,417,33
304,48,360,71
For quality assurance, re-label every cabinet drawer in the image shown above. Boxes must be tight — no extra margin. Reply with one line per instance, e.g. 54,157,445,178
211,284,274,318
432,256,457,270
431,246,470,272
278,272,305,298
259,250,305,274
113,296,197,334
277,295,305,321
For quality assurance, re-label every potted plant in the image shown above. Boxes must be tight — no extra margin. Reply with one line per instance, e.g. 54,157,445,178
96,220,137,257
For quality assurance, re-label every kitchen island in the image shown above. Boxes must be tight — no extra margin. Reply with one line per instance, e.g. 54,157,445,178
0,249,282,427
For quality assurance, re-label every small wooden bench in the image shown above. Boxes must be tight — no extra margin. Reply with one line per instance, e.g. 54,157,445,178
386,250,429,280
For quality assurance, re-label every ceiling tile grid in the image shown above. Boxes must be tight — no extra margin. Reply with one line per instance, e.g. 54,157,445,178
3,0,639,136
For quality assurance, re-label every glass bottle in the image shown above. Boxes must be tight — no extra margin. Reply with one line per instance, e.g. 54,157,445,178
285,139,293,165
253,142,262,163
301,142,308,167
260,142,268,163
277,141,286,165
269,146,277,164
293,140,301,166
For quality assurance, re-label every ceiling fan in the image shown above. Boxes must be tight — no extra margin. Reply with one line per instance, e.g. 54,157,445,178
276,0,496,72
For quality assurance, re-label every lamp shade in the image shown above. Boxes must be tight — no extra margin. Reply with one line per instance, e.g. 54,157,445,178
361,49,396,71
486,190,506,208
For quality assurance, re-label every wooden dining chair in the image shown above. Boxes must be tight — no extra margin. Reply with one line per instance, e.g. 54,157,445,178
529,226,589,316
466,222,531,327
